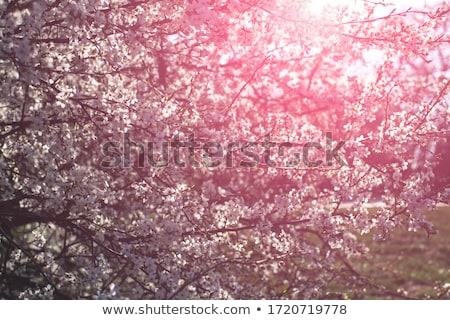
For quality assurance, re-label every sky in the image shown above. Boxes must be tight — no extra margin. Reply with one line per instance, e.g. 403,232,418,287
308,0,446,15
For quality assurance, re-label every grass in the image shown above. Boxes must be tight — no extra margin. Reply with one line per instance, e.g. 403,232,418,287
345,206,450,299
225,206,450,299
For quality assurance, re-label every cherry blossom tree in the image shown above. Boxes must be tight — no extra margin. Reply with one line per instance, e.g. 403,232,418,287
0,0,449,299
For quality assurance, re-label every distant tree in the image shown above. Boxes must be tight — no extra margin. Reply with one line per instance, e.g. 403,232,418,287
0,0,449,299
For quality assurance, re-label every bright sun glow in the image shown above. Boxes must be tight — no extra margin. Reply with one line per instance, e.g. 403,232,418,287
307,0,356,15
